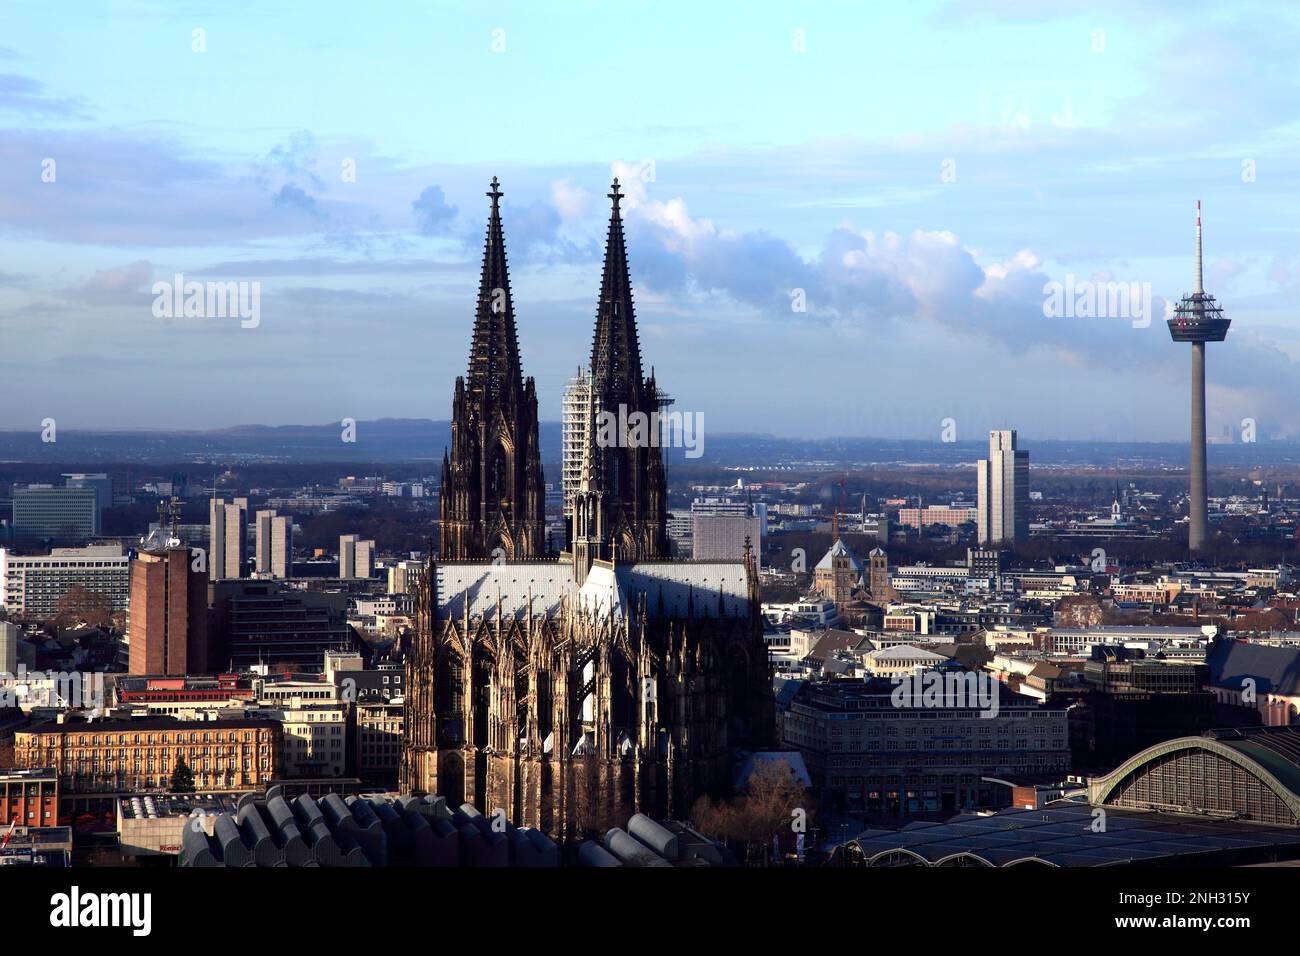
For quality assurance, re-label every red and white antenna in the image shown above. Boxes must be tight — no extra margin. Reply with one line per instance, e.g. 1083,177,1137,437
1195,199,1203,295
1,818,16,849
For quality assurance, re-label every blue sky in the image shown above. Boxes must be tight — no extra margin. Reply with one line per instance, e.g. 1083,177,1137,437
1,0,1299,442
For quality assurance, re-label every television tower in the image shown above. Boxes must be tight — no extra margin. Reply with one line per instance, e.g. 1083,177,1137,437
1167,201,1230,552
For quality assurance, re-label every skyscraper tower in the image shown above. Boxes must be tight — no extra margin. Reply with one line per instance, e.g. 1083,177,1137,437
1168,201,1230,552
129,500,209,675
560,365,592,543
977,429,1029,547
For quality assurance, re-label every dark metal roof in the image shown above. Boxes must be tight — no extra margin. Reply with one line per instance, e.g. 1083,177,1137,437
847,803,1300,867
1207,638,1300,696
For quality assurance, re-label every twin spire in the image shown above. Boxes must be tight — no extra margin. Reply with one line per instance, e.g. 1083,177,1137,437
451,175,667,567
464,174,640,406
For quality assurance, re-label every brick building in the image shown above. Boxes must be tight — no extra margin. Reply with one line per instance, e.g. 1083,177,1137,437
128,525,209,675
15,718,282,793
0,767,59,827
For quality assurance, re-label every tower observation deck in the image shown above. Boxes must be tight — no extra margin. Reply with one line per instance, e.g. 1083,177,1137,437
1167,201,1230,552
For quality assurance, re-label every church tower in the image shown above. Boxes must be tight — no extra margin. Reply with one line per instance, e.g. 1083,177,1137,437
440,177,546,560
572,179,669,575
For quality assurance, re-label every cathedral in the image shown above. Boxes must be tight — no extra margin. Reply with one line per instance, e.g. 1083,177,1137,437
403,178,773,841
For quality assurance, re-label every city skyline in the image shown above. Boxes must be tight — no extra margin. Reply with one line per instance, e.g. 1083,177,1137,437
3,1,1300,442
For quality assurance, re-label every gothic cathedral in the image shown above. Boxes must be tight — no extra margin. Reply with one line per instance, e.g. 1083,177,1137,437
403,178,773,842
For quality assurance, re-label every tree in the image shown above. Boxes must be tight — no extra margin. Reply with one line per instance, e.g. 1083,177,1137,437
690,759,811,865
170,757,196,793
52,586,112,629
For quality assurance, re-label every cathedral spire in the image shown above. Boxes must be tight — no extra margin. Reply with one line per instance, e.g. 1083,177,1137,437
590,177,644,406
574,175,669,563
440,176,546,561
467,175,523,405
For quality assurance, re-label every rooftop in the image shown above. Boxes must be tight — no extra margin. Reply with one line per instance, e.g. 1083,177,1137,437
844,802,1300,867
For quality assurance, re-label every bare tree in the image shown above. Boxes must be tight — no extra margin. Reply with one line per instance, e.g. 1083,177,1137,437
689,759,811,865
53,586,112,629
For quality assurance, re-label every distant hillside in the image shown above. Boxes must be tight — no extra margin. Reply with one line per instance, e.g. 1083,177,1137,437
1,420,1299,467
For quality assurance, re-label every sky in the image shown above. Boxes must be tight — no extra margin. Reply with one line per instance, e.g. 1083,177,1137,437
1,0,1299,442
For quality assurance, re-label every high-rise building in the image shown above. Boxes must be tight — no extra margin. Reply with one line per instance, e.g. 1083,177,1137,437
440,177,547,561
209,497,247,580
561,365,592,536
209,499,226,579
11,486,99,541
339,534,374,579
254,510,293,578
1167,201,1230,553
128,524,209,676
0,621,17,675
62,473,114,517
977,430,1029,547
254,510,273,573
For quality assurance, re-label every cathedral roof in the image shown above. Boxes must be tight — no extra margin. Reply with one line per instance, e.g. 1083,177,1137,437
433,559,751,621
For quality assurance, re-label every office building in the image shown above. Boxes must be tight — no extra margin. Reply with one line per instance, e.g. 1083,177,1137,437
114,674,258,718
1075,646,1215,768
11,486,99,540
128,525,210,676
210,580,353,671
357,700,404,786
966,547,1008,580
387,559,423,595
254,510,293,578
895,505,977,530
62,473,114,516
269,701,348,779
779,677,1069,815
0,544,131,620
339,534,374,579
209,497,248,580
665,512,693,556
977,430,1029,547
